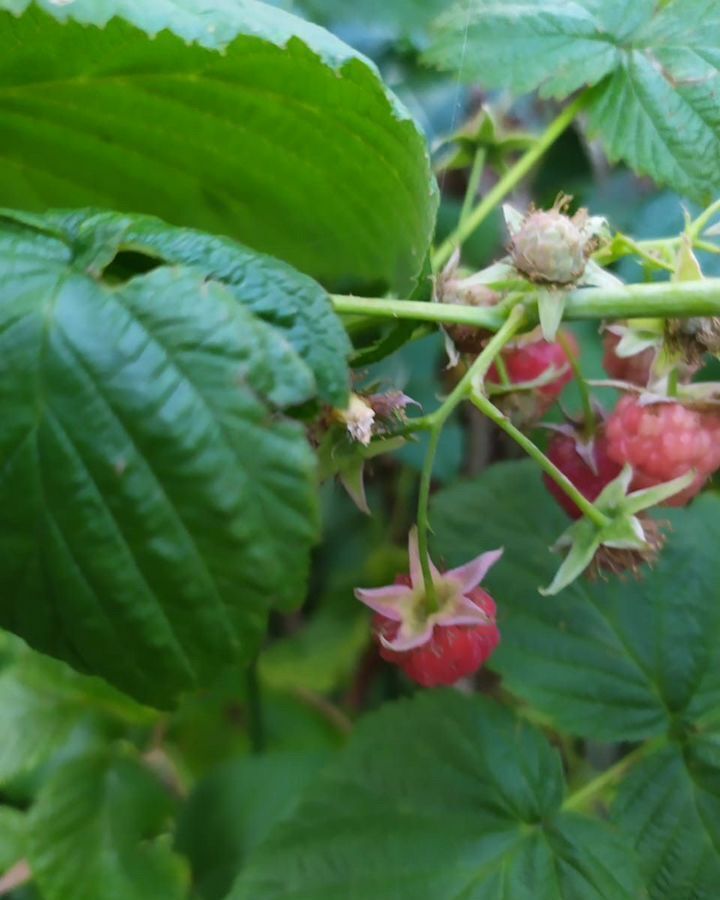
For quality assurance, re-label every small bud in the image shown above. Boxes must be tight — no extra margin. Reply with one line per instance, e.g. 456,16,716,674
336,394,375,446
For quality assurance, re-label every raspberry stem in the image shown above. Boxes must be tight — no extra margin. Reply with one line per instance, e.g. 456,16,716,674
469,392,611,529
416,306,528,608
459,146,487,229
332,278,720,326
432,93,591,271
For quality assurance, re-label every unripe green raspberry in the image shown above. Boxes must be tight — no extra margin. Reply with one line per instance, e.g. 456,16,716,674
511,210,587,285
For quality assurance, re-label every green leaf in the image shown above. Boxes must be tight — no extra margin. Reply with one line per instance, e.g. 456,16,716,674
27,750,189,900
0,807,25,872
426,0,720,202
11,207,351,407
0,645,155,786
431,461,720,741
0,219,321,707
425,1,652,98
586,10,720,204
612,731,720,899
176,752,328,900
230,693,643,899
0,1,437,293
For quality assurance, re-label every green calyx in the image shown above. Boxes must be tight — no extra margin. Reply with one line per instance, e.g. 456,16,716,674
541,466,696,595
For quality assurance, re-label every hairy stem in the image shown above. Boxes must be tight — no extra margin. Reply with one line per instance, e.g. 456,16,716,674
470,392,610,528
432,93,590,271
332,278,720,328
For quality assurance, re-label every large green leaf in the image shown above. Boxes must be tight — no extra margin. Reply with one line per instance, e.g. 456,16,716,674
0,217,322,706
230,693,643,899
13,207,351,406
425,0,720,202
176,752,328,900
27,750,188,900
0,1,437,292
431,462,720,741
612,729,720,899
586,1,720,205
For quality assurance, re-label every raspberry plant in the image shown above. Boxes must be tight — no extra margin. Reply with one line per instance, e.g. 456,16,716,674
1,1,720,899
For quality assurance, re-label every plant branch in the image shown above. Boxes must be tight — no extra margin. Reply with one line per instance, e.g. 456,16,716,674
432,93,590,271
332,278,720,328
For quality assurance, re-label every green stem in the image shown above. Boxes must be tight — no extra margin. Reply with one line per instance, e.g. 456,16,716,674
432,93,590,271
414,307,528,603
694,238,720,255
470,392,610,528
459,147,486,229
557,331,594,430
332,278,720,328
688,197,720,241
562,736,665,812
597,233,720,268
416,425,443,610
494,353,511,387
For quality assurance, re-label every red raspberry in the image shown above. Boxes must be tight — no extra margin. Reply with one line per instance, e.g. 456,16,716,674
488,332,579,405
606,396,720,506
373,576,499,688
602,330,655,386
543,429,622,519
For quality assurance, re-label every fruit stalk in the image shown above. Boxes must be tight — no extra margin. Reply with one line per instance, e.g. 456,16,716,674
470,392,611,529
416,306,527,604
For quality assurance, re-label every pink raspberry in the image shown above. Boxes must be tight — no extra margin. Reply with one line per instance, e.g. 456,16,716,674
373,577,499,688
489,332,578,397
606,396,720,506
544,429,622,519
355,532,502,688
